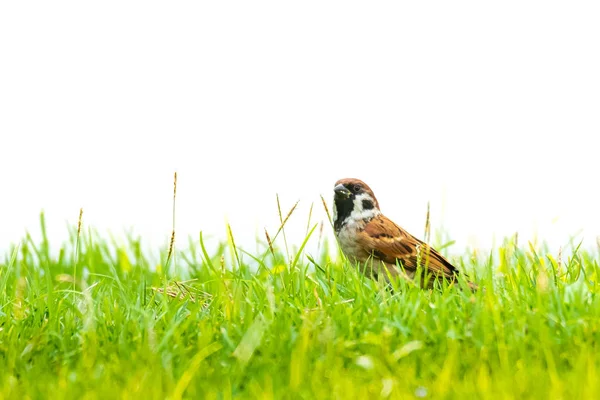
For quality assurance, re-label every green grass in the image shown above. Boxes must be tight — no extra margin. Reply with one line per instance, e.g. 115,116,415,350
1,213,600,399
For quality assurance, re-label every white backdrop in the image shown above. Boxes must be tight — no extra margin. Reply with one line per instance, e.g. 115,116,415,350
1,1,599,257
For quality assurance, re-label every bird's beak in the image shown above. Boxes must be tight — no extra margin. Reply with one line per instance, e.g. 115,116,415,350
334,184,351,198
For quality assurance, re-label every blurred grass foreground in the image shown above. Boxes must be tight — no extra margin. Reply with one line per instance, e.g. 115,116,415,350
1,212,600,399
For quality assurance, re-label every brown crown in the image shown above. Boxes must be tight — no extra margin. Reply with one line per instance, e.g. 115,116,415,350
334,178,380,209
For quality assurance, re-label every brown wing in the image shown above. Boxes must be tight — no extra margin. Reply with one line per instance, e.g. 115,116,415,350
357,215,459,279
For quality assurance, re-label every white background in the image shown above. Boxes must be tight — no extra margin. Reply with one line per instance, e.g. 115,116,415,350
1,1,599,258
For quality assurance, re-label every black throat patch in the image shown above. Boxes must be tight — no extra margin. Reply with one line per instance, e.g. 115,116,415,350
333,195,354,233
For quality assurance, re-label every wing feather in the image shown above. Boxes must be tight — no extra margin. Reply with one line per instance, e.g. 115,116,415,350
358,215,459,279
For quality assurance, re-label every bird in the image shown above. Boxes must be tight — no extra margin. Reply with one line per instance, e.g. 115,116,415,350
332,178,475,290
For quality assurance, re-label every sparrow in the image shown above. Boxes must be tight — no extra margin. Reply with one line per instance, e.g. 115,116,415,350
332,178,475,290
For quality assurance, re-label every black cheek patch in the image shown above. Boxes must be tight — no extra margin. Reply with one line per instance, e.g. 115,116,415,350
362,199,374,210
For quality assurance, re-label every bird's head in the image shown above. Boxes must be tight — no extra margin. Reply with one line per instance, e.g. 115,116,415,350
332,178,380,232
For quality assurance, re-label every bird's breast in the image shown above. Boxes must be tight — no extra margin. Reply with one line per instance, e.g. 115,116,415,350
335,219,369,262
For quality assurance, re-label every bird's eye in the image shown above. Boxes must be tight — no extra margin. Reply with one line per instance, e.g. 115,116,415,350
353,185,361,193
